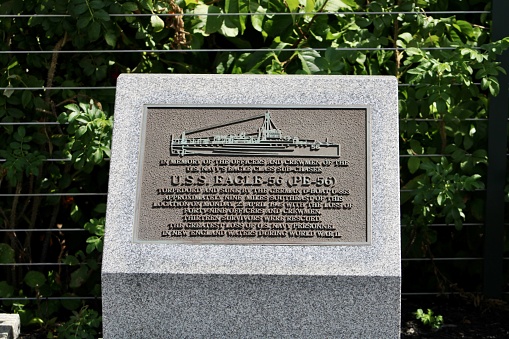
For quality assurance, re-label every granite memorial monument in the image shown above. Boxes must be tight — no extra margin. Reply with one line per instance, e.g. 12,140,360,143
102,74,400,337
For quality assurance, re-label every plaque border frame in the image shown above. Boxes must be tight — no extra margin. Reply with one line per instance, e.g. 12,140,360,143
133,104,372,246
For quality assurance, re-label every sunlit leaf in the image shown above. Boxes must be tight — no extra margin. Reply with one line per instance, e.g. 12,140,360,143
150,14,165,32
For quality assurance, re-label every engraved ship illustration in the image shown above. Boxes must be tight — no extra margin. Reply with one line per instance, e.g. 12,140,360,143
170,111,340,158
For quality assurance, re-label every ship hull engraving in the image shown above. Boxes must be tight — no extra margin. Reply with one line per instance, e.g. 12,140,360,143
170,112,340,158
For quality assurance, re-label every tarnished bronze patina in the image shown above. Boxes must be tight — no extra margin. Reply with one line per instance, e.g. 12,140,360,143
134,106,370,245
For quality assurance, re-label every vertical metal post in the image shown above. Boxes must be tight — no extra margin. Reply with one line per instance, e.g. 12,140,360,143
484,0,509,298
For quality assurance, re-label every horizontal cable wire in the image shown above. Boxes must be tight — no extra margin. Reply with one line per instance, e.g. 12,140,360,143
0,262,99,266
0,190,493,195
0,159,110,162
0,87,116,91
0,120,471,125
400,118,488,121
400,188,486,192
0,47,476,54
0,11,491,19
0,119,490,124
398,83,484,87
402,257,483,261
0,296,100,301
402,292,484,296
0,228,85,232
399,153,486,157
0,155,496,162
0,193,107,197
400,154,448,157
3,224,500,231
3,258,504,267
0,10,504,306
0,122,65,125
0,84,487,91
0,224,492,232
0,83,486,91
0,159,72,162
0,160,109,164
418,223,484,227
1,294,503,301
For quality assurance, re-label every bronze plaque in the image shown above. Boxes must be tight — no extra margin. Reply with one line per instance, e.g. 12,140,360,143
134,106,371,245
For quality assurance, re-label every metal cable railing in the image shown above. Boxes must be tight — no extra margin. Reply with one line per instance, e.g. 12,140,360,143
0,46,481,54
0,11,491,19
0,8,507,301
0,84,487,91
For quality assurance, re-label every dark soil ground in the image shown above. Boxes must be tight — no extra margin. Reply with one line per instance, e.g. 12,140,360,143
19,295,509,338
401,295,509,338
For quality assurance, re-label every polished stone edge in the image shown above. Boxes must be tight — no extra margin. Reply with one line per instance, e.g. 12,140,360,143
0,314,20,339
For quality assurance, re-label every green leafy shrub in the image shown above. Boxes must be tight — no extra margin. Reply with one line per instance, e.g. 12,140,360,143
56,305,102,339
1,0,508,335
414,308,444,330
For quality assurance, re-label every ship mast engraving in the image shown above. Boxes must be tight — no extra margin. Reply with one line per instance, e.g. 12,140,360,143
170,111,340,158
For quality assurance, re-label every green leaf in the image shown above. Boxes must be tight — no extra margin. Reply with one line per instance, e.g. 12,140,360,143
220,20,239,37
287,0,299,12
88,21,101,41
488,77,500,96
435,98,447,114
21,91,32,108
93,149,102,164
297,49,321,74
150,14,165,32
24,271,46,288
144,0,154,11
70,266,89,289
77,15,91,29
437,193,443,206
463,135,473,150
437,62,451,74
93,203,107,214
94,9,110,21
70,203,82,222
3,84,14,98
61,294,82,311
76,125,87,138
105,31,117,47
315,0,355,11
454,218,463,230
89,0,104,9
408,157,420,174
324,47,344,71
29,318,44,325
63,255,80,266
455,20,474,38
74,3,89,15
84,218,105,236
225,0,248,34
250,4,266,32
122,2,138,11
406,47,421,56
0,243,15,263
86,236,103,253
304,0,315,17
398,32,413,44
194,5,223,35
0,281,14,298
17,126,26,138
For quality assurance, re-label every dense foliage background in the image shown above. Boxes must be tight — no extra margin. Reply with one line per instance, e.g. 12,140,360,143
0,0,508,336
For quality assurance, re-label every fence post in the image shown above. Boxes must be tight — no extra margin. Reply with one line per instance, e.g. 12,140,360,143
484,0,509,298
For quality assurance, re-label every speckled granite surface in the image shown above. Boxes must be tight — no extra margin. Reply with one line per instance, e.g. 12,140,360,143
0,313,20,339
102,75,400,338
